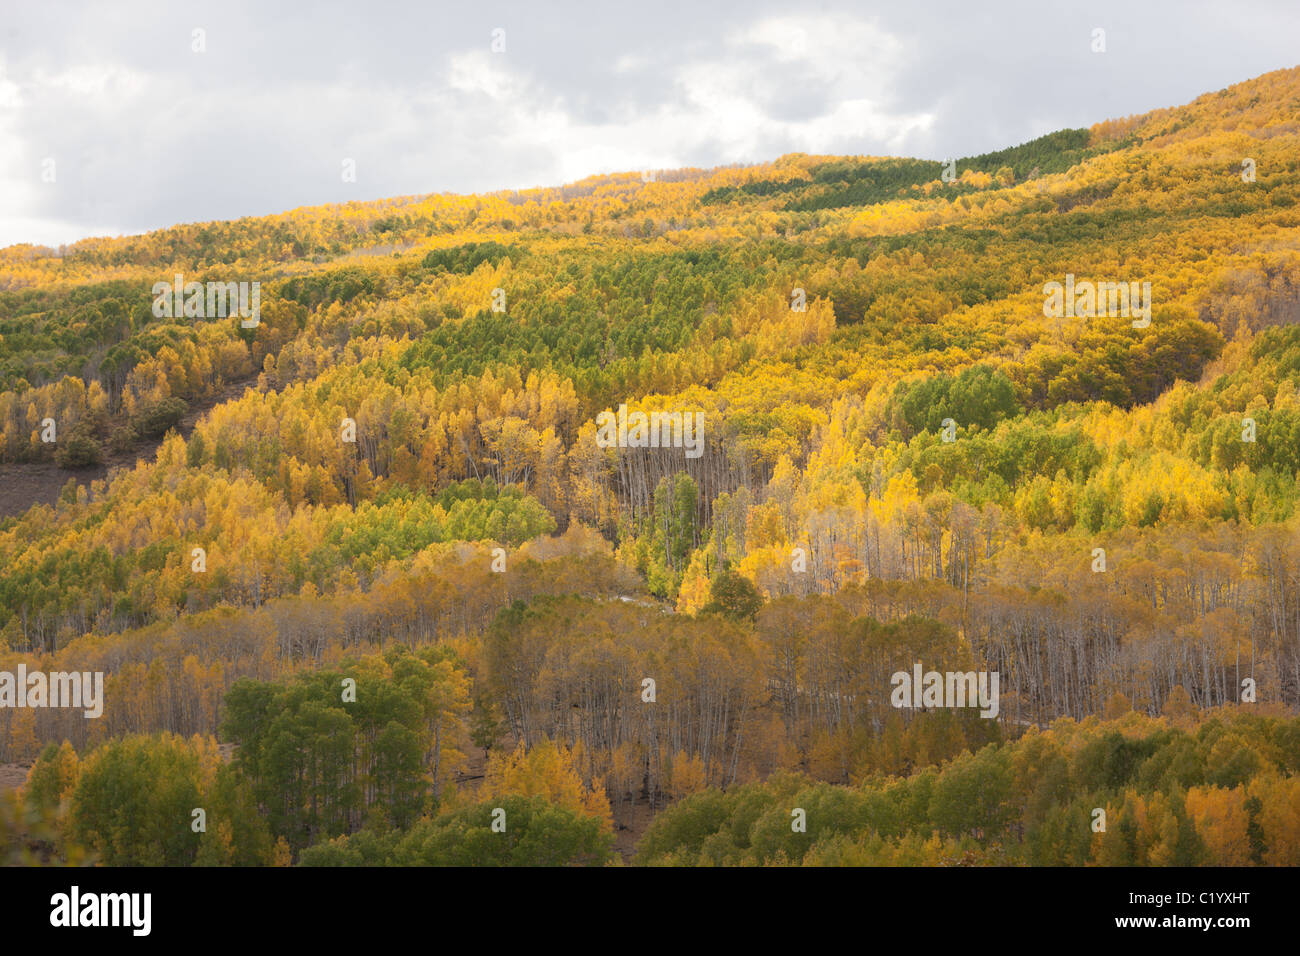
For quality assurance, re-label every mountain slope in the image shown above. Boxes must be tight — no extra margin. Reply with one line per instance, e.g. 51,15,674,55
1,67,1298,799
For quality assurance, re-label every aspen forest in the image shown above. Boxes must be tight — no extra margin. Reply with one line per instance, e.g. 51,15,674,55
3,65,1300,869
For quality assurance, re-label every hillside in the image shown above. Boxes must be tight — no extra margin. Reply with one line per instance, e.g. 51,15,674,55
2,67,1299,867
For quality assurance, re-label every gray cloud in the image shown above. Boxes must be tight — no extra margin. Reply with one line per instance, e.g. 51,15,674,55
1,0,1296,247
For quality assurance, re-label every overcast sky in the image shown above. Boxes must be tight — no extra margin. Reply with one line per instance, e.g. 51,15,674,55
1,0,1296,249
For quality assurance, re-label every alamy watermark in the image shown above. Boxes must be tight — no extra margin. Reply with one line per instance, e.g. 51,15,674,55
890,662,999,718
595,403,704,459
0,666,104,718
50,886,150,936
1043,274,1151,328
151,274,260,327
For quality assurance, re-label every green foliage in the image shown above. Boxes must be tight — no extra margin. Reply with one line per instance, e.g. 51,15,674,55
641,473,698,597
313,487,555,575
131,396,189,438
0,281,147,392
223,647,469,851
701,567,763,622
889,364,1021,438
64,735,210,865
636,712,1300,866
279,266,378,311
702,129,1116,213
421,241,522,274
54,429,102,468
299,795,612,866
1018,315,1224,410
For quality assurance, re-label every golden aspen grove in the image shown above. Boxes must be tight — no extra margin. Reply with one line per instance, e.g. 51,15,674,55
3,64,1300,872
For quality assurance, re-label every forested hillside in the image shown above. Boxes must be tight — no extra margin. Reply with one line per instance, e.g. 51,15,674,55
2,67,1300,866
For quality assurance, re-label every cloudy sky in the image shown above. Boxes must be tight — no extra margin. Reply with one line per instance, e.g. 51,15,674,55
1,0,1296,248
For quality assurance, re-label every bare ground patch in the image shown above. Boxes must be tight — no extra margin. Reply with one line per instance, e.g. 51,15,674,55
0,377,257,520
0,763,31,793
